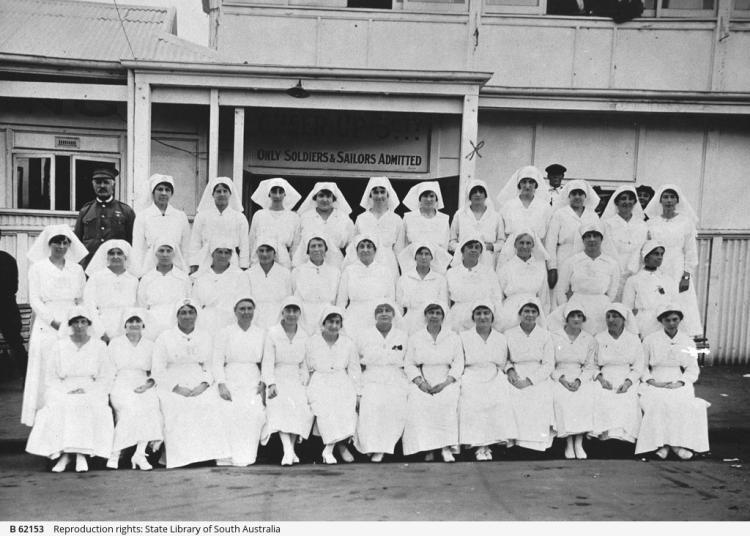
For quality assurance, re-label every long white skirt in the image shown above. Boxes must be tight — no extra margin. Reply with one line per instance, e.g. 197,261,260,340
402,382,460,455
507,377,555,451
220,364,269,466
635,384,710,454
307,370,357,444
26,384,114,459
266,365,314,438
591,368,641,443
553,380,595,437
110,372,163,452
459,366,517,447
354,367,408,454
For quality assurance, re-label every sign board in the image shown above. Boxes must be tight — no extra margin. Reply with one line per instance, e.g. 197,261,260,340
247,109,430,173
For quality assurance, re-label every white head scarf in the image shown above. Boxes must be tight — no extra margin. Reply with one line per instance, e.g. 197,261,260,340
556,179,601,211
359,176,400,212
62,305,96,337
604,302,639,335
579,221,605,238
342,233,384,269
496,165,550,208
397,241,451,275
402,181,445,212
27,224,88,264
463,179,495,211
465,299,497,328
655,302,685,323
371,299,404,325
640,239,666,261
197,177,243,213
251,235,282,266
136,173,175,212
251,177,301,210
643,183,698,224
120,306,153,329
142,238,187,273
275,296,308,333
195,235,239,274
449,234,486,269
498,229,550,264
601,185,644,221
515,295,547,329
84,239,134,276
318,304,346,330
297,182,352,216
291,231,343,268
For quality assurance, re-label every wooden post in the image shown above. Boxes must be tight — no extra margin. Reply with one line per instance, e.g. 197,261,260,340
208,89,219,180
126,70,136,208
704,235,724,364
132,76,151,210
233,107,245,212
459,92,479,208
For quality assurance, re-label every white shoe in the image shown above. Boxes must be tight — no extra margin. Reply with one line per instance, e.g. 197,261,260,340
281,453,294,466
482,447,493,461
424,452,435,462
52,454,71,473
441,447,455,463
337,444,354,463
371,453,384,463
574,442,587,460
106,456,119,470
292,453,300,464
75,454,88,473
655,447,669,460
675,447,694,460
564,444,575,459
322,452,337,465
131,454,153,471
475,447,489,461
215,458,233,466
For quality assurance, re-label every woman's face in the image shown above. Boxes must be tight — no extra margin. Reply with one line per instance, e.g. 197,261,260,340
515,234,534,259
124,318,144,337
212,247,233,268
637,190,653,209
213,184,231,208
569,189,586,210
70,317,90,336
565,311,585,330
314,190,334,210
374,304,395,326
257,245,275,264
461,240,483,262
281,305,301,325
424,307,444,327
356,239,376,265
643,247,665,269
48,235,71,257
152,183,173,205
605,311,625,332
660,312,682,332
177,306,197,330
419,191,437,210
155,245,175,266
615,191,636,213
472,306,493,328
369,186,389,205
659,190,679,210
519,305,539,325
234,300,255,324
323,314,342,334
107,247,126,269
307,238,327,264
415,247,433,269
269,186,286,205
517,178,538,196
582,232,603,254
469,188,487,207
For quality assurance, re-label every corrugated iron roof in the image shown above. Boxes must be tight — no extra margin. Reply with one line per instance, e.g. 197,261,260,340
0,0,222,64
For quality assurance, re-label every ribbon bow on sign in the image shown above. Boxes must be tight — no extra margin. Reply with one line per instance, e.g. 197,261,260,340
465,140,485,161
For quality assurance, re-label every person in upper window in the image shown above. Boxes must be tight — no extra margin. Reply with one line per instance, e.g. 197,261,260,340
544,163,568,207
547,0,587,16
249,177,302,269
635,184,655,217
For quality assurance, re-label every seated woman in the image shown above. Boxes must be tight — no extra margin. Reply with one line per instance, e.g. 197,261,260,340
396,241,450,334
355,176,404,278
504,298,555,453
294,182,354,266
353,302,409,463
84,239,139,343
26,307,114,473
249,177,302,268
107,309,163,470
635,304,710,460
291,233,341,335
458,301,517,461
402,182,450,250
247,237,293,330
262,297,314,466
449,179,503,267
591,303,643,446
305,306,360,464
213,298,268,466
551,304,597,459
151,300,231,469
402,303,463,463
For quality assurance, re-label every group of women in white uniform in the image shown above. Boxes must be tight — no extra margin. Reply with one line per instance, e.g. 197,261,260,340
21,166,709,472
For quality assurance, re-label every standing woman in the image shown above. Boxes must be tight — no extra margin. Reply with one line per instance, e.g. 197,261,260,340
591,304,643,446
151,300,231,468
644,184,703,338
601,185,648,301
137,239,191,339
26,307,114,472
402,181,450,249
246,237,292,329
636,305,709,460
22,224,87,426
355,176,404,278
449,179,504,267
107,309,163,470
396,241,450,334
496,166,552,248
551,304,597,459
188,177,249,274
249,177,301,268
291,233,341,334
213,298,268,466
545,180,600,303
131,174,191,277
262,297,314,466
83,239,139,343
294,182,354,267
402,303,464,462
459,301,517,461
504,298,555,453
305,306,361,464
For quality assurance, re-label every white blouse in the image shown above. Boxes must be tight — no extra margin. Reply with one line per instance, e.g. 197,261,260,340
403,211,450,249
621,269,677,316
446,263,502,306
499,197,552,240
550,329,597,382
108,335,155,385
356,326,408,386
305,333,361,384
460,329,508,370
189,206,250,269
131,204,191,275
249,209,300,263
45,337,113,397
642,330,699,385
593,330,644,385
137,268,191,310
646,214,698,278
555,252,620,303
449,207,504,254
83,270,138,333
336,262,395,308
545,206,600,270
505,325,554,385
296,209,355,252
601,214,648,277
292,261,340,306
28,259,85,326
261,324,309,386
151,328,214,390
192,267,251,313
355,211,404,253
396,269,448,312
212,324,265,384
497,255,547,301
247,263,292,304
405,328,464,384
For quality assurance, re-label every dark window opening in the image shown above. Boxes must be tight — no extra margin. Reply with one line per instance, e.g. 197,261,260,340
347,0,392,9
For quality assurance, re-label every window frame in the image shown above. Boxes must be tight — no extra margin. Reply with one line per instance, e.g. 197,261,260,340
483,0,546,15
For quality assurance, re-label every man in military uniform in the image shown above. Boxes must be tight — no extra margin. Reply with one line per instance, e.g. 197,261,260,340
545,163,567,207
74,167,135,268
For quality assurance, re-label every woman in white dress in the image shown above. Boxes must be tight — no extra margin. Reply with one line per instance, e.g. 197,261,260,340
591,303,643,445
137,239,191,339
246,237,292,329
291,233,341,334
337,234,396,339
496,230,550,331
26,307,114,473
131,174,191,277
458,301,517,461
504,297,555,452
402,181,450,249
402,303,464,462
449,179,503,267
188,177,250,274
396,241,450,334
636,304,709,459
249,177,301,268
107,308,163,471
83,239,139,343
496,165,552,248
355,176,404,278
22,224,87,427
446,235,502,332
551,304,597,459
601,185,648,301
262,297,314,466
191,240,251,334
354,302,408,463
545,180,600,306
213,297,268,466
305,305,360,464
152,300,231,468
294,182,355,266
644,184,703,337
